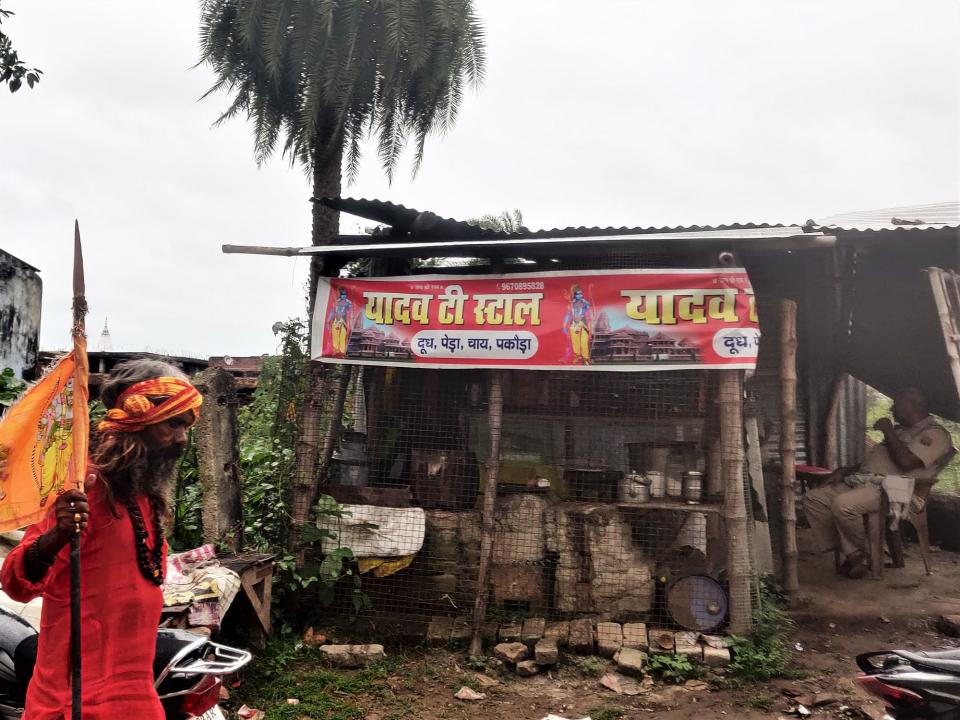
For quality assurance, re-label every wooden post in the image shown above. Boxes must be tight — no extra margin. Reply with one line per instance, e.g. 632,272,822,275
720,369,753,635
317,365,354,482
823,375,843,470
779,299,800,599
194,367,244,551
469,370,503,658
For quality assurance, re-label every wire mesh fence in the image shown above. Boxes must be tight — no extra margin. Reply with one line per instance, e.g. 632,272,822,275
294,246,769,649
308,363,759,640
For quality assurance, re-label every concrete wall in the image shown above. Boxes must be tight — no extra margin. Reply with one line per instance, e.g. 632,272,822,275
0,250,41,378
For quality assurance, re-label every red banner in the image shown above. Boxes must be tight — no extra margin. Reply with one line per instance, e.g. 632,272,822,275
311,269,760,371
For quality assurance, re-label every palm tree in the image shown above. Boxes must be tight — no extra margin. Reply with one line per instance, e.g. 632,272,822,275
198,0,485,559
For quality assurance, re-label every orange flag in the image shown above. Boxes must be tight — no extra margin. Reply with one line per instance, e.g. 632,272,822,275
0,353,85,530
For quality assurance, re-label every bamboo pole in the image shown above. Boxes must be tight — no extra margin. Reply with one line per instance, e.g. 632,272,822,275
720,369,753,635
469,370,503,658
779,299,800,600
71,222,90,720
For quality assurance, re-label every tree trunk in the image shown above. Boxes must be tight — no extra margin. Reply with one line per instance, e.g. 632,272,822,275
290,141,343,562
720,369,753,635
779,299,800,600
470,371,503,658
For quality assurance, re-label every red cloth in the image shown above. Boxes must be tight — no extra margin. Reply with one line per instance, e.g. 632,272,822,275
0,476,166,720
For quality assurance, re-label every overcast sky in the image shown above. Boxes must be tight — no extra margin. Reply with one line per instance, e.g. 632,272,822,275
1,0,958,359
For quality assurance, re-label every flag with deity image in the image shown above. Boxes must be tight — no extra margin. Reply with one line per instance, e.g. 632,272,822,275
0,223,89,531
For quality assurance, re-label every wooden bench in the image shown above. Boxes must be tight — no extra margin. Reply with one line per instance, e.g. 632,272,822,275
218,552,276,645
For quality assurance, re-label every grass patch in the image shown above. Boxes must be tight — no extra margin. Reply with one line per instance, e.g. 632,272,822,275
574,656,606,677
231,640,403,719
589,707,626,720
742,693,775,712
729,576,795,682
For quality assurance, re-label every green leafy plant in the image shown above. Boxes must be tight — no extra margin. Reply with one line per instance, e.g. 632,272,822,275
0,367,26,407
170,429,203,551
0,3,41,93
237,320,370,615
729,577,795,681
647,653,698,683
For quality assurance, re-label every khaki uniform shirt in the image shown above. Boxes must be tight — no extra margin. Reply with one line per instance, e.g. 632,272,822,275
861,415,952,481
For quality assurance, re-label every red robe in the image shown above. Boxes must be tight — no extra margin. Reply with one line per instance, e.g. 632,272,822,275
0,477,166,719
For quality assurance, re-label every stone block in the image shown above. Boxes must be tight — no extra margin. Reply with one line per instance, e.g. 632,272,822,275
498,621,522,643
516,660,540,677
676,641,702,661
675,631,701,660
938,615,960,637
491,563,546,608
534,637,559,666
700,634,732,650
482,621,500,644
568,618,595,654
648,628,675,652
493,494,547,564
613,647,647,677
544,621,570,647
493,642,529,665
426,616,454,646
521,617,546,647
703,645,731,667
433,573,458,595
552,504,654,616
596,622,623,658
449,619,471,646
319,644,386,668
622,623,648,651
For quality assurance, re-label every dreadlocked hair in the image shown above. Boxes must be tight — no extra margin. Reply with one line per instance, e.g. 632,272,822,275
91,358,188,519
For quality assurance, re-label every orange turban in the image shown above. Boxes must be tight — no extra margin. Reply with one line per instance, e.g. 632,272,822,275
98,377,203,433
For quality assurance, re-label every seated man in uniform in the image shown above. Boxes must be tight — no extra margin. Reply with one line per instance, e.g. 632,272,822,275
805,387,952,579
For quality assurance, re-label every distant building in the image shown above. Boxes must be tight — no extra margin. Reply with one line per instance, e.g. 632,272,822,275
39,350,209,400
0,249,42,379
208,355,264,393
97,319,113,352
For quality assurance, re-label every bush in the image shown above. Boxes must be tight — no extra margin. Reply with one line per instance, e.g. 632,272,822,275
729,577,794,681
647,653,698,683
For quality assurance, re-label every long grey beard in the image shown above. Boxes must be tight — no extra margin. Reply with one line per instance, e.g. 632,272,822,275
129,454,179,508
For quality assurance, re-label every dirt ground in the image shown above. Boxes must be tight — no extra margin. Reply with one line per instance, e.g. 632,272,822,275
233,528,960,720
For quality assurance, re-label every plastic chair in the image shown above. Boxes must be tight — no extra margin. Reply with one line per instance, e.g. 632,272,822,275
868,446,957,578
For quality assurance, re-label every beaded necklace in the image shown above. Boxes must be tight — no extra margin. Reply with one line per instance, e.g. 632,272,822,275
125,498,165,585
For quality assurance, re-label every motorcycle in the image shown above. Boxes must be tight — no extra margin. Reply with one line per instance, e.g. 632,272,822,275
0,607,251,719
856,648,960,719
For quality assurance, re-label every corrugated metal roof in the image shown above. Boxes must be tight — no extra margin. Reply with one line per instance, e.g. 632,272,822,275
321,197,793,239
815,201,960,231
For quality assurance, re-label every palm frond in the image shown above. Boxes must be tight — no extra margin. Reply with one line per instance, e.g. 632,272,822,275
197,0,486,182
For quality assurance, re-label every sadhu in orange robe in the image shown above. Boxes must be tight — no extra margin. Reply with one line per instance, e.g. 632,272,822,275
0,472,166,720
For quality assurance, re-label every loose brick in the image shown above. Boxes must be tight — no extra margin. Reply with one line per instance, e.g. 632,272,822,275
521,617,547,648
596,622,623,659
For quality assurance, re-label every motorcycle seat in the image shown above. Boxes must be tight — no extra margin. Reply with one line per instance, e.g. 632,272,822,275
896,649,960,673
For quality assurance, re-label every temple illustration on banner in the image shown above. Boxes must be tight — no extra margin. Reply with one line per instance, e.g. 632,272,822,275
346,314,415,360
590,311,701,364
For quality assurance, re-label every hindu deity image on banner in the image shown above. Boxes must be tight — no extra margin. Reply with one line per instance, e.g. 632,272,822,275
0,354,83,530
311,269,761,372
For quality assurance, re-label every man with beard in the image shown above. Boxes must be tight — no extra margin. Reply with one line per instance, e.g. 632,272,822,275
0,359,202,719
